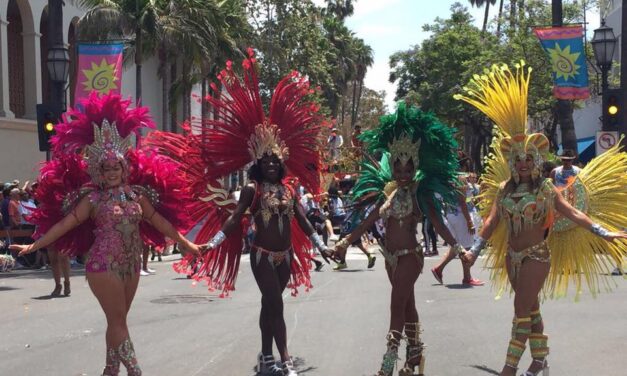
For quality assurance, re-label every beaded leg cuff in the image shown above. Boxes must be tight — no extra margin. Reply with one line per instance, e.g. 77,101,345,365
376,330,402,376
505,339,526,369
102,347,120,376
529,333,549,359
116,336,142,376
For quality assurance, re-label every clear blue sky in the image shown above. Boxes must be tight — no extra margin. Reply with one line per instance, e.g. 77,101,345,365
314,0,600,109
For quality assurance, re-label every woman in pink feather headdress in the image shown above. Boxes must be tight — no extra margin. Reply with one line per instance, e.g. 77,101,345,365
11,93,201,376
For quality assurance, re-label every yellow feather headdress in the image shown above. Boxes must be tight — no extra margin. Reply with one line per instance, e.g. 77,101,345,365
454,61,549,178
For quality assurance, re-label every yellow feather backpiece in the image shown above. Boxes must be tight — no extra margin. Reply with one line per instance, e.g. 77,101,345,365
476,130,511,298
546,142,627,300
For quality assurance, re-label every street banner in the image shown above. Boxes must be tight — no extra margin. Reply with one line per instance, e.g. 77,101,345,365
534,26,589,100
73,43,124,106
596,130,619,156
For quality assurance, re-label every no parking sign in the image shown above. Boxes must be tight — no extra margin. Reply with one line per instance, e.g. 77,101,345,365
596,131,619,155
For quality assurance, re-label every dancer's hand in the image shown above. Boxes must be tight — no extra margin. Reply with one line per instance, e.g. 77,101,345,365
9,244,36,256
319,248,339,264
178,240,201,256
467,222,476,235
603,230,627,242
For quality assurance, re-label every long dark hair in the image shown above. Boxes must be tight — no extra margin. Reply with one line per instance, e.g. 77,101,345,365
247,159,287,183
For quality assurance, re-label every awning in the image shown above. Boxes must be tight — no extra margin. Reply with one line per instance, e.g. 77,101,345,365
558,136,595,164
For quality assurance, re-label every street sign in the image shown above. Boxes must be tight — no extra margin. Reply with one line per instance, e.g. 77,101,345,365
596,130,619,155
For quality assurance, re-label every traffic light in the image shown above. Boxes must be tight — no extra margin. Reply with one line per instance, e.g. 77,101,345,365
603,89,623,129
36,104,59,152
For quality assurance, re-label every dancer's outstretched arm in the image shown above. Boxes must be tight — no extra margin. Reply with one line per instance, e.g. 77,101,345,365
204,184,255,250
10,195,91,256
552,186,627,241
139,196,201,256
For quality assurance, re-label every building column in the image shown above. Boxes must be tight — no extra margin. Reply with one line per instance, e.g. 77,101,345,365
21,30,42,119
0,17,15,118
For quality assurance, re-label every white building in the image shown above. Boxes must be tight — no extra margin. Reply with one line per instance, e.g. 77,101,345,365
0,0,200,183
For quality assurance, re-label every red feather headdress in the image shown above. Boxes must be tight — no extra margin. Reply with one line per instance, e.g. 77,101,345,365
198,48,325,195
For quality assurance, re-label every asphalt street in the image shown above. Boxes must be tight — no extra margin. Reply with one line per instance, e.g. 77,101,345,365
1,245,626,376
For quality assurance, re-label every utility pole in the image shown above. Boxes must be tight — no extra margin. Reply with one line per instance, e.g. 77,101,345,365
621,0,627,144
552,0,578,155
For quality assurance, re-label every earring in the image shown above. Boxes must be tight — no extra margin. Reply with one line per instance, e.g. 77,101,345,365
531,167,540,180
512,170,520,184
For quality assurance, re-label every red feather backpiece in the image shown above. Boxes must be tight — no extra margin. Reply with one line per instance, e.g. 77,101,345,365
146,49,325,296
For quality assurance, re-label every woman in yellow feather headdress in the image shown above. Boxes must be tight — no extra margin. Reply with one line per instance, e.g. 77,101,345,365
456,62,627,376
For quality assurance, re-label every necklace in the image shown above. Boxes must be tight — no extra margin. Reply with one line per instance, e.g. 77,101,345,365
511,183,531,198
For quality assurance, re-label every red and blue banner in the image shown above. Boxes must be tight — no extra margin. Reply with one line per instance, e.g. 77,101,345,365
74,43,124,106
534,26,589,100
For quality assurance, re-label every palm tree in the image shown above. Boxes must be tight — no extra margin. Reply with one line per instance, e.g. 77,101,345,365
350,38,373,129
323,16,358,119
155,0,222,131
324,0,354,21
468,0,497,34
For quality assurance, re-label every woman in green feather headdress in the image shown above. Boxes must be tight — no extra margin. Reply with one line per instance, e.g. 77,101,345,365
333,102,465,376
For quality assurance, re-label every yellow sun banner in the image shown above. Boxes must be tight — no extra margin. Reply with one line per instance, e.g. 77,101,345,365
74,43,124,106
534,26,590,100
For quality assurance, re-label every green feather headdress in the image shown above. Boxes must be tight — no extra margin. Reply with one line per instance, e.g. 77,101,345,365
352,102,460,216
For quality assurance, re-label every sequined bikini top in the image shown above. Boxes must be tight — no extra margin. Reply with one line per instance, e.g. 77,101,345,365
253,182,295,234
499,179,555,236
379,184,420,226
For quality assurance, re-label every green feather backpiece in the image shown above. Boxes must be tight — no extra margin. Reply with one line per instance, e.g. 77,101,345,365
353,102,459,218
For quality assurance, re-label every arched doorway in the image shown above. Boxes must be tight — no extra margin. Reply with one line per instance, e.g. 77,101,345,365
39,6,49,105
7,0,25,118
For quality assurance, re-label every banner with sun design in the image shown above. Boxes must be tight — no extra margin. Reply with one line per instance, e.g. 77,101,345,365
534,26,590,100
74,43,123,106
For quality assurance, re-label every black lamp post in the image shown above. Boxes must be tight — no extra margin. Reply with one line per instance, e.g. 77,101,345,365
591,20,617,94
47,44,70,111
591,20,617,131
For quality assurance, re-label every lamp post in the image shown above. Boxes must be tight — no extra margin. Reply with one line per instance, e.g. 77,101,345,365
591,20,617,130
47,0,70,114
47,45,70,111
44,0,70,161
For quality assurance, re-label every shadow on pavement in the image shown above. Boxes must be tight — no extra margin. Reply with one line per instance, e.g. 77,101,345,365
250,356,315,376
468,364,500,374
32,294,69,300
0,286,20,291
445,283,473,290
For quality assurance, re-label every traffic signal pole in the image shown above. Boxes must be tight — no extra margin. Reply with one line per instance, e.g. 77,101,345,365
621,0,627,144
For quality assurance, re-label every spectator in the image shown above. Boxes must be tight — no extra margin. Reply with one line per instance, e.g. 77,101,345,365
8,188,22,229
327,127,344,162
550,149,580,187
1,184,14,229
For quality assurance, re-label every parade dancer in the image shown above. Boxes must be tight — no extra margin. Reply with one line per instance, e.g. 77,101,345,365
333,103,464,376
11,93,200,376
148,49,334,376
457,62,627,376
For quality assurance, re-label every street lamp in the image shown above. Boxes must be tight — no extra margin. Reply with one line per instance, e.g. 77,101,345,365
591,20,617,94
592,21,618,131
46,44,70,111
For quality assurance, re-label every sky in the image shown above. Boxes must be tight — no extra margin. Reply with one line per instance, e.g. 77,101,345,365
313,0,601,109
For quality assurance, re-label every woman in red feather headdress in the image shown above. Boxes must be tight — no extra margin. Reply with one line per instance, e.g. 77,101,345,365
146,49,334,376
11,93,201,376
